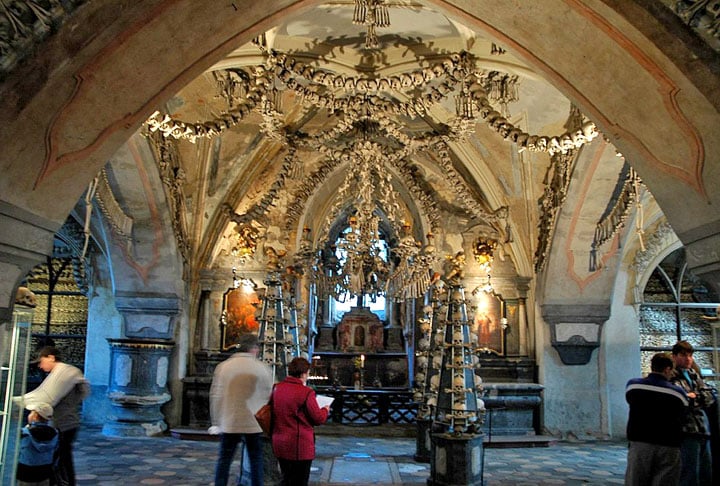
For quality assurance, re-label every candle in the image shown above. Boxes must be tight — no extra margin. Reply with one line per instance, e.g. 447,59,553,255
360,354,365,368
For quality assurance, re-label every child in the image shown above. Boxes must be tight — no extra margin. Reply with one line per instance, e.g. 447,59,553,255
16,402,59,486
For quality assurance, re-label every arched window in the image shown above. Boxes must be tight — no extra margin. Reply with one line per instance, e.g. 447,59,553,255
640,248,719,383
329,225,388,323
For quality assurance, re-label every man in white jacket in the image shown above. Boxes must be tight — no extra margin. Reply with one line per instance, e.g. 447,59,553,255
22,346,89,486
209,333,273,486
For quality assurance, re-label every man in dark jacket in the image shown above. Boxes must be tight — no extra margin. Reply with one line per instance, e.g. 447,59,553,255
671,340,716,485
625,352,689,486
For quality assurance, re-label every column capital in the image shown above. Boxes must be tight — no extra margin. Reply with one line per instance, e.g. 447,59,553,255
541,304,610,365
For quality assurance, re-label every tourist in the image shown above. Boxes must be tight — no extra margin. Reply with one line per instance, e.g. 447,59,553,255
21,346,89,486
209,333,273,486
16,402,59,486
271,357,330,486
670,340,716,485
625,352,689,485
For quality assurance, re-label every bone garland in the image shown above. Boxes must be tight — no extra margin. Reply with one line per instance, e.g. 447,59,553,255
588,165,643,271
145,66,273,142
228,146,298,226
534,150,576,273
471,88,599,154
389,156,442,234
432,139,501,223
145,48,599,156
284,157,344,230
266,49,466,94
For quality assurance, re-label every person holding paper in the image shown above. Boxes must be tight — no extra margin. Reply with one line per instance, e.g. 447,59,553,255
271,357,330,486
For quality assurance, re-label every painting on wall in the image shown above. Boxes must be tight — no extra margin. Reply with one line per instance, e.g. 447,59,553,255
222,284,261,349
471,291,505,355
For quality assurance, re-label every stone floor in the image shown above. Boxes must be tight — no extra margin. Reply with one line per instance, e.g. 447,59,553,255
71,426,628,485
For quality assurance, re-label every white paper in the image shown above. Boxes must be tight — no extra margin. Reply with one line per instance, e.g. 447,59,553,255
316,394,334,408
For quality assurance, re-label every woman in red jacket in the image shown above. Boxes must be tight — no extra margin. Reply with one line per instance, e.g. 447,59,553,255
271,357,330,486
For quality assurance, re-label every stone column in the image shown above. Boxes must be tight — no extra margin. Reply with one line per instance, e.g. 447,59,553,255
103,338,175,437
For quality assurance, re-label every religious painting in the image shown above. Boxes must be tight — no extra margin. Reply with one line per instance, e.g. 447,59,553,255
222,284,261,349
471,292,505,355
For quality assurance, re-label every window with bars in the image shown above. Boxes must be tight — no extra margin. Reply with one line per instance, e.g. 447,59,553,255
25,255,88,371
639,248,719,385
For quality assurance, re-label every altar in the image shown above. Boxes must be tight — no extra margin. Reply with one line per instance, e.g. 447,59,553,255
311,306,409,390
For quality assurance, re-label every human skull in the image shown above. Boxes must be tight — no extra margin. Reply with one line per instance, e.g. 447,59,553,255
430,374,440,389
15,287,37,308
452,331,464,345
453,401,467,411
453,375,466,389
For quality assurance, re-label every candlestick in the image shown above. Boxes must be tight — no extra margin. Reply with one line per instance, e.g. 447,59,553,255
360,354,365,368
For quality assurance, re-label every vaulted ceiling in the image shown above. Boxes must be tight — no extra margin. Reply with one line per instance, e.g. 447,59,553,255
135,1,618,283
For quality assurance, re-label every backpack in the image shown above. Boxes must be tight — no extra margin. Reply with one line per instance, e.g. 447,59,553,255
18,422,59,467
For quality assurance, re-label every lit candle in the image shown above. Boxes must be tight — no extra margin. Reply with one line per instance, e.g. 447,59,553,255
360,354,365,368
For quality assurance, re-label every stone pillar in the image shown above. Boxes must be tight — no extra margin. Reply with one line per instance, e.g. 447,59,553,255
103,338,174,437
518,297,528,356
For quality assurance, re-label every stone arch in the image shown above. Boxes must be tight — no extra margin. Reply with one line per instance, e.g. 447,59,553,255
1,1,718,318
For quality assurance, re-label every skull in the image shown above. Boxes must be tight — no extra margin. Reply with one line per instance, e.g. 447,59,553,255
430,374,440,390
416,356,428,369
15,287,37,308
453,375,466,389
432,355,443,369
452,331,464,345
418,337,430,351
415,372,426,383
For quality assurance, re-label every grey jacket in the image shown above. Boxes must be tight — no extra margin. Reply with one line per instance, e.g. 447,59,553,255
24,362,90,432
209,352,273,434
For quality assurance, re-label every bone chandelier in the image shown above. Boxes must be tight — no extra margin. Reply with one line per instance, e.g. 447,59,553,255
146,42,600,301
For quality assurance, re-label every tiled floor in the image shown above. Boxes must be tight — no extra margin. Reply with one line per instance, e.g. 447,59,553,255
71,427,628,485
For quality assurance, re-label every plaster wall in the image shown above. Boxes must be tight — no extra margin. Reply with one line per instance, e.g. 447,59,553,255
540,331,603,438
599,268,640,439
83,283,122,425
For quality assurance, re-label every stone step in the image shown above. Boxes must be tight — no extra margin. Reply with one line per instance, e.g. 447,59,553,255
170,426,557,448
